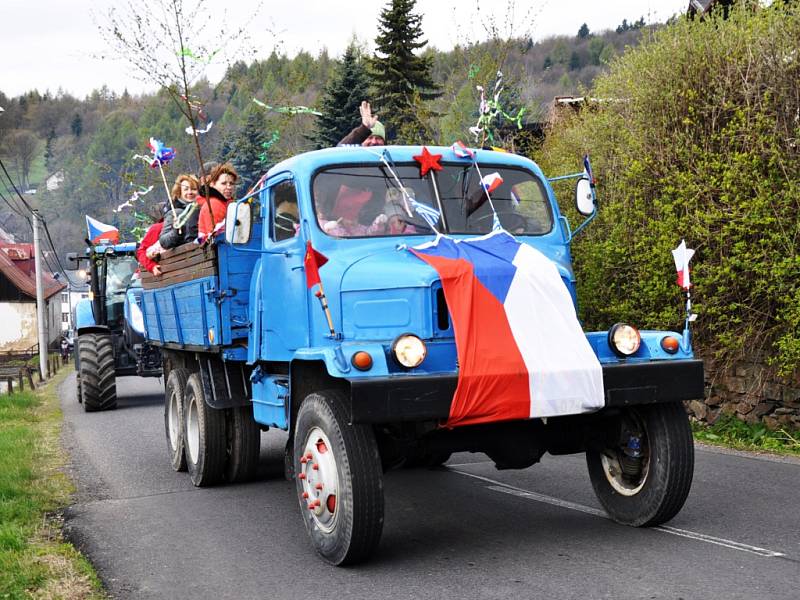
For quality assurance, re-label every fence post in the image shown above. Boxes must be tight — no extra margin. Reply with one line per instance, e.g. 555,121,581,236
18,370,24,392
26,368,34,390
5,377,12,395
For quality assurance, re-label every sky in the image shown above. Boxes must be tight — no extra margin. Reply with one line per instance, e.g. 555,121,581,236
0,0,689,99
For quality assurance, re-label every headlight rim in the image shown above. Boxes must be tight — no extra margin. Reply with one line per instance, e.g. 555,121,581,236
608,322,641,358
390,333,427,369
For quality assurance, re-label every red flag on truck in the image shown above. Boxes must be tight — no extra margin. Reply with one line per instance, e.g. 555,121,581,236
304,241,328,288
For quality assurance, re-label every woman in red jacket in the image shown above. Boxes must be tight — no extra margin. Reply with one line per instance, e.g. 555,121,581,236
198,163,239,238
136,203,166,276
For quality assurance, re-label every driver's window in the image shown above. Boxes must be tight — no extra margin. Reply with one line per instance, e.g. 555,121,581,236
271,181,300,242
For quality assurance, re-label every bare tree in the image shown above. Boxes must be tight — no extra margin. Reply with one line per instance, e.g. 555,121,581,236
4,129,39,189
99,0,265,184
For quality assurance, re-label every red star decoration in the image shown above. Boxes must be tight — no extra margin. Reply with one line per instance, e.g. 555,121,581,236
413,146,443,177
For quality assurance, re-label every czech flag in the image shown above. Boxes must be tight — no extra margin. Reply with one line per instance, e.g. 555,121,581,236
451,140,475,159
86,215,120,245
481,172,504,194
411,230,604,427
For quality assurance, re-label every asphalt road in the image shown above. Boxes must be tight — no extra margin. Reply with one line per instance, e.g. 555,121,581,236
60,374,800,600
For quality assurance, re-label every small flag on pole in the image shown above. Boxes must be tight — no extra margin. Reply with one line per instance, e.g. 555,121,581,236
304,241,329,289
86,215,120,245
671,239,694,290
451,140,476,159
481,172,504,194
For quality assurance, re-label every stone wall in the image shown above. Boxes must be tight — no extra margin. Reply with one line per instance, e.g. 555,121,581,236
686,357,800,430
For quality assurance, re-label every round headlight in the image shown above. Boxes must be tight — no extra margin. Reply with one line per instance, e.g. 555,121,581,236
392,334,427,368
608,323,641,357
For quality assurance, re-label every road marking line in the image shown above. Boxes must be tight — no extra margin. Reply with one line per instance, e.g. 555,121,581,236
449,468,786,559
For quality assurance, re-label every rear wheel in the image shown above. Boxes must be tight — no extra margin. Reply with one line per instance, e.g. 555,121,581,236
165,368,190,472
294,390,384,565
586,402,694,527
78,333,117,411
224,406,261,483
183,373,227,486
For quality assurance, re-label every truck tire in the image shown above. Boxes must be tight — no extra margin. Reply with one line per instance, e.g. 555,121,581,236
183,372,227,487
224,406,261,483
586,402,694,527
294,389,384,566
165,368,190,472
78,333,117,412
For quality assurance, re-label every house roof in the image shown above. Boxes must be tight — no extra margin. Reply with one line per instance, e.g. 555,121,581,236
0,243,65,300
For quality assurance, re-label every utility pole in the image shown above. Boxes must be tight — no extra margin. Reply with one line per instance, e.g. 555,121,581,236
32,210,48,380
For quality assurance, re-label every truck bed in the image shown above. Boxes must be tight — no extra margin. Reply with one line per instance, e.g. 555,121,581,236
141,235,258,350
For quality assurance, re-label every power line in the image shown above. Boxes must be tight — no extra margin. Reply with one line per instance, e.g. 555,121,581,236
0,157,34,214
0,186,31,221
40,217,82,289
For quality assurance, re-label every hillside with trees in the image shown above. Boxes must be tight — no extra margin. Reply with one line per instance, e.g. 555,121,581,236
0,4,649,256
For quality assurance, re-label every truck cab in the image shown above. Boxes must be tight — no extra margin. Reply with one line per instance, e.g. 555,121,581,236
142,145,704,566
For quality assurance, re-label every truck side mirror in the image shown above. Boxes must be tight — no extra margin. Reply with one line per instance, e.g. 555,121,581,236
226,202,251,244
66,252,78,264
575,178,595,216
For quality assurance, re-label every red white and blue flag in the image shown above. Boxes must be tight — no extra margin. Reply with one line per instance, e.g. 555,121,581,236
86,215,120,245
451,140,476,159
411,230,604,427
481,172,504,194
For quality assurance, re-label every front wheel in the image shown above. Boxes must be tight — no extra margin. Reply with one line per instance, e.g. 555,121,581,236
294,390,384,566
586,402,694,527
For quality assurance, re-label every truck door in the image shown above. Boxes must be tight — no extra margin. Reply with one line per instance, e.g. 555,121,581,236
259,177,309,360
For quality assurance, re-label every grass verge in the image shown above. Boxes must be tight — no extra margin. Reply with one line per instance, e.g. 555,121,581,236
0,368,104,599
692,414,800,457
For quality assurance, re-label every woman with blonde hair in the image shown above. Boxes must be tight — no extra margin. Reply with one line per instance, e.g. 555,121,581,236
159,173,200,249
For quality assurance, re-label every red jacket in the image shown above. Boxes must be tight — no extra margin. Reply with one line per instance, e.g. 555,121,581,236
136,221,164,273
198,188,231,237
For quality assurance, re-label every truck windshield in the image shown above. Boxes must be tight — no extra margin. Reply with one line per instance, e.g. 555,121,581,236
312,163,553,238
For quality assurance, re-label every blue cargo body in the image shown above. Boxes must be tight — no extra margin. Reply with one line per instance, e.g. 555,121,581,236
142,226,261,349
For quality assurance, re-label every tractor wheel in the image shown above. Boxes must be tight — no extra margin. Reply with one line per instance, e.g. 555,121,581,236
78,333,117,412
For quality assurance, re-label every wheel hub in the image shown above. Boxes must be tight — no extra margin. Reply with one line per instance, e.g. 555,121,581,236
601,427,650,497
168,391,180,452
299,427,339,533
185,395,199,464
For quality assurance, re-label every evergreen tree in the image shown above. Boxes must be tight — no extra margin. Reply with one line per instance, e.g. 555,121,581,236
577,23,590,38
225,110,271,191
44,128,56,172
370,0,440,139
310,43,370,149
71,113,82,138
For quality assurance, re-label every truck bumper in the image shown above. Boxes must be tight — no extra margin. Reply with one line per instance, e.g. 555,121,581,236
349,359,705,424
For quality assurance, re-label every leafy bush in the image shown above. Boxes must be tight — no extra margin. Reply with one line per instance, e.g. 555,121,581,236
536,5,800,377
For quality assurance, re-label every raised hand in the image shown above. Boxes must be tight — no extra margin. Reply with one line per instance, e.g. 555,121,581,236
360,101,378,129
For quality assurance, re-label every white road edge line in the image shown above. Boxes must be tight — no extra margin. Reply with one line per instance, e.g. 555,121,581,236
449,468,786,559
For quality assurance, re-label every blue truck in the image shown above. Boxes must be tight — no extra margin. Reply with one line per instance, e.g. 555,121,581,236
68,242,162,411
141,146,704,565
